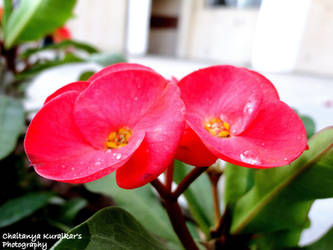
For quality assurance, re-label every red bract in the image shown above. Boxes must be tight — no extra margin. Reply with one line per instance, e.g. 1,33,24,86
24,63,185,188
176,65,307,168
52,26,71,43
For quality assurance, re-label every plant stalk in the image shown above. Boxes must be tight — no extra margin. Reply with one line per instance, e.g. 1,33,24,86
173,167,208,198
165,162,174,191
207,170,222,226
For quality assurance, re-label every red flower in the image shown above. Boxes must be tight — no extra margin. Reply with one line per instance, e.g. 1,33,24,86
176,65,307,168
24,63,185,188
53,26,71,43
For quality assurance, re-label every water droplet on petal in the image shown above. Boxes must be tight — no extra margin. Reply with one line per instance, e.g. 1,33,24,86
244,102,255,114
106,149,112,153
115,153,122,160
134,96,138,101
95,161,101,166
240,150,261,165
71,167,75,171
61,165,65,169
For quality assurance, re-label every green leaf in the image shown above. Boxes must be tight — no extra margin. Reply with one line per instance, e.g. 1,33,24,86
20,40,99,59
0,192,53,228
85,174,182,249
173,160,214,237
301,227,333,250
230,127,333,235
89,53,126,67
4,0,76,48
0,95,24,159
300,114,316,139
78,71,96,81
16,53,84,80
2,0,13,33
224,164,254,205
59,198,87,225
251,228,303,250
52,207,167,250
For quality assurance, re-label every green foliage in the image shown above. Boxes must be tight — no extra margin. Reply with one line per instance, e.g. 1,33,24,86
224,164,254,205
59,198,87,225
225,127,333,249
85,173,182,249
20,40,99,59
89,53,126,67
0,192,53,228
52,207,167,250
16,53,84,80
250,229,304,250
4,0,77,48
78,71,96,81
173,160,214,237
0,95,24,159
300,114,316,138
2,0,13,33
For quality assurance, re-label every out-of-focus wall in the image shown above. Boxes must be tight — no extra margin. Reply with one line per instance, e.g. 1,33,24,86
296,0,333,76
149,0,180,56
67,0,127,52
178,0,258,65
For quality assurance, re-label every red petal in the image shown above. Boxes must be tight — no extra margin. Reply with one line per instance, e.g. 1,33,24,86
116,84,185,189
25,91,144,183
74,70,167,149
176,123,217,166
248,69,280,102
89,63,156,83
179,65,267,136
44,81,89,104
187,101,307,168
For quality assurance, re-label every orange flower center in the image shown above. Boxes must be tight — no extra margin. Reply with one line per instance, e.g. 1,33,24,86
106,127,132,149
204,118,230,138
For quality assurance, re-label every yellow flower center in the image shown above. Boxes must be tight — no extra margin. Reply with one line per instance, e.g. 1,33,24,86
204,118,230,138
106,127,132,149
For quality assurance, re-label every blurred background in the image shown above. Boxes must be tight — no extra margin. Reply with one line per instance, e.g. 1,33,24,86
1,0,332,248
25,0,333,131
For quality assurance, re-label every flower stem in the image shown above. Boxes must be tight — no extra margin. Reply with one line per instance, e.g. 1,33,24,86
165,162,174,191
207,170,222,226
173,166,208,198
151,179,198,249
164,199,199,250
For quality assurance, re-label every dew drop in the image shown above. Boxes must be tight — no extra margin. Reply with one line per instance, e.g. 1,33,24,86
134,96,138,101
240,150,261,165
71,167,75,171
244,102,255,114
115,153,122,160
61,165,65,169
95,161,101,166
106,149,112,153
284,157,288,161
261,142,265,146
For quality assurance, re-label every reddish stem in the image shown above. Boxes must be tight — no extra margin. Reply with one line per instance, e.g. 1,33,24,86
207,170,222,226
173,167,208,198
151,179,199,250
164,199,199,250
151,167,209,249
165,162,174,191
